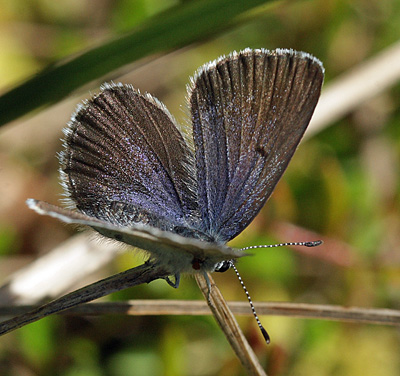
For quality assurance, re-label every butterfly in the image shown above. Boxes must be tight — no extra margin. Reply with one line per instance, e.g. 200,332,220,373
28,48,323,300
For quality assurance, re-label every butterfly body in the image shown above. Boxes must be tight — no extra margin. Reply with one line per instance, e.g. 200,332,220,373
28,48,324,280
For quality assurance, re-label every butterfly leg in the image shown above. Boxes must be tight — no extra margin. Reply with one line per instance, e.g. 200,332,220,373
202,271,213,304
165,273,180,288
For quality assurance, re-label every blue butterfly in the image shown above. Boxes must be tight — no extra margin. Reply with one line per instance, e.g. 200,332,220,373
28,47,323,300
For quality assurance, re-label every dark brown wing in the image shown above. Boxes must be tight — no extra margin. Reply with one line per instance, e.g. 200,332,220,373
60,83,200,233
189,48,324,242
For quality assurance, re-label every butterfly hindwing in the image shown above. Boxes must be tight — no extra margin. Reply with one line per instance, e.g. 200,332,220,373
27,199,244,274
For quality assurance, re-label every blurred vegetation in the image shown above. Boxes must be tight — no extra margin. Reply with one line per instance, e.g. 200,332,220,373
0,0,399,375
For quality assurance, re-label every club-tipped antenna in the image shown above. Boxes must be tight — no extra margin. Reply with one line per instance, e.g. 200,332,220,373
233,240,323,344
230,262,270,344
240,240,323,253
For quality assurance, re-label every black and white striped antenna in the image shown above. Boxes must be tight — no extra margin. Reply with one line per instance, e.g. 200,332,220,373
235,240,323,344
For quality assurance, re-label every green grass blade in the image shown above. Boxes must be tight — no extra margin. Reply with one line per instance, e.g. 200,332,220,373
0,0,272,127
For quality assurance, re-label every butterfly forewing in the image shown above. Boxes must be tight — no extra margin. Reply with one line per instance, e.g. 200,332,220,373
61,83,199,233
189,49,324,242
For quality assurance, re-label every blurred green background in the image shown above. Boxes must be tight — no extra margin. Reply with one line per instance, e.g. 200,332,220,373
0,0,399,375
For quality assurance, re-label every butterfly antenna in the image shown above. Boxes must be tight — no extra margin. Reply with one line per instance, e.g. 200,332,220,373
232,240,322,343
230,262,270,344
240,240,323,252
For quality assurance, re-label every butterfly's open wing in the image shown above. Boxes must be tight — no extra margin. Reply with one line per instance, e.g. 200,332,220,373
189,49,324,241
27,199,244,274
60,83,199,233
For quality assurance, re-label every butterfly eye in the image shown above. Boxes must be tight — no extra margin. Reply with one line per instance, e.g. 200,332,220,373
214,260,233,273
